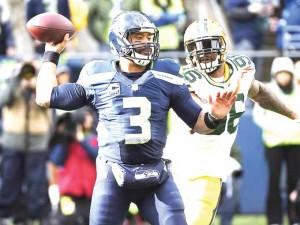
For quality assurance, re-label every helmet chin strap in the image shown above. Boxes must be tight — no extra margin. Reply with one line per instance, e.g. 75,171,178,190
133,58,151,66
127,51,152,66
126,56,150,66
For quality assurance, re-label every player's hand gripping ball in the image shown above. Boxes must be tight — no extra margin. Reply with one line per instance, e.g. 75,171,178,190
26,12,76,44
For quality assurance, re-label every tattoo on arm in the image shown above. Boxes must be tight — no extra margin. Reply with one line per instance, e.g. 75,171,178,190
249,80,294,119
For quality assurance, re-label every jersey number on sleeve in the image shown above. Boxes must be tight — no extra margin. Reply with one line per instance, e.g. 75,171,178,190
123,97,151,144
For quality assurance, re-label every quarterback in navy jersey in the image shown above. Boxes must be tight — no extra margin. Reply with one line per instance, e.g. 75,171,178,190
36,11,237,225
73,58,199,165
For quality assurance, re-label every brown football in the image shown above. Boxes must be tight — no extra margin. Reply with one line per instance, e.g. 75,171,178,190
26,12,76,44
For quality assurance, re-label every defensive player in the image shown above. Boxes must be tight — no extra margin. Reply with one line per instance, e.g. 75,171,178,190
164,18,300,225
35,12,237,225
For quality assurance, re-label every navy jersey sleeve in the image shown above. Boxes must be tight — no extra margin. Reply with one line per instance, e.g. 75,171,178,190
154,59,202,129
50,83,89,110
171,85,202,128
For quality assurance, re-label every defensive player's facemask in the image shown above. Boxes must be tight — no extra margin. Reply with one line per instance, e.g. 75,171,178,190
109,11,160,66
184,19,227,74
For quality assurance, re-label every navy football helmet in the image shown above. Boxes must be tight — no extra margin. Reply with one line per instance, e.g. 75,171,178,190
109,11,160,66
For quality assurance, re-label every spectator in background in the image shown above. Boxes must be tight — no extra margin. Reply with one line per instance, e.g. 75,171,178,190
56,65,72,85
87,0,140,52
88,0,187,52
55,65,73,118
290,174,300,223
0,61,53,225
275,0,300,52
87,0,112,51
26,0,54,21
57,0,97,53
223,0,274,81
47,107,98,225
0,1,16,57
253,56,300,225
26,0,53,55
140,0,187,51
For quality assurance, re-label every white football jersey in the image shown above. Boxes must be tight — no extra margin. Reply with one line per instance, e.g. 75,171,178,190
164,54,255,180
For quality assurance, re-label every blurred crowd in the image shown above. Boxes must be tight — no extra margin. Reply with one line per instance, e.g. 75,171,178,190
0,0,300,225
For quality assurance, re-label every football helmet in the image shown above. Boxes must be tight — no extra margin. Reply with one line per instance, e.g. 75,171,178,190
184,18,227,74
109,11,160,66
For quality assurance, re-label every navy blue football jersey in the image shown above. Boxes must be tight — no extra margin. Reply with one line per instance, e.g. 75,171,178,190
50,59,201,164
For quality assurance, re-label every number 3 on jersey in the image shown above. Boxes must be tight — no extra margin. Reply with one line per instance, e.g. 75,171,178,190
123,97,151,144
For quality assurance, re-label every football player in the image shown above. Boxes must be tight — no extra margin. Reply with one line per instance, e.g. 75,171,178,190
35,11,237,225
164,18,300,225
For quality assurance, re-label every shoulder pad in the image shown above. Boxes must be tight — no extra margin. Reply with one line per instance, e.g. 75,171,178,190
152,58,180,76
79,60,115,78
227,54,255,75
77,60,116,87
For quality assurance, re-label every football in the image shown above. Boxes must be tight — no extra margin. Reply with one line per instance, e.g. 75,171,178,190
26,12,76,44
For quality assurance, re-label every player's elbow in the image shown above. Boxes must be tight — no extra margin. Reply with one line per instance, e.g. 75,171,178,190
36,96,50,108
36,87,53,108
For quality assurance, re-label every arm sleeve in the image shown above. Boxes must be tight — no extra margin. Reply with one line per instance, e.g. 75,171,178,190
171,85,202,128
50,83,89,110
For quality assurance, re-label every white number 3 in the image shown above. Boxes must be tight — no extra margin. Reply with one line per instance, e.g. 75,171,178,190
123,97,151,144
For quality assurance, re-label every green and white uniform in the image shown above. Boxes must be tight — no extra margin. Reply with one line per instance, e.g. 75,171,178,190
164,54,255,225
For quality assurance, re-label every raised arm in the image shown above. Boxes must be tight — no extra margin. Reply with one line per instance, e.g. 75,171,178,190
248,79,299,120
36,34,70,108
